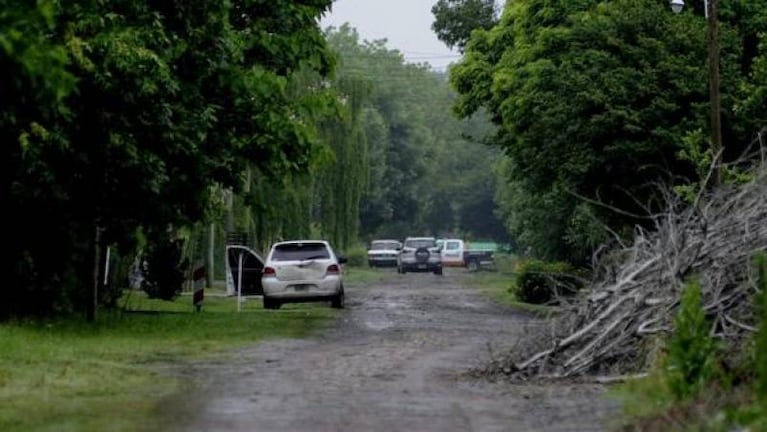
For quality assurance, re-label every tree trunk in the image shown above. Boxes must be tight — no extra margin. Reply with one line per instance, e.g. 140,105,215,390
205,222,215,288
87,222,101,322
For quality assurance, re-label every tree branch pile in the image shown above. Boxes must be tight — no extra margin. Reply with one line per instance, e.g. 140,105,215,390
492,165,767,380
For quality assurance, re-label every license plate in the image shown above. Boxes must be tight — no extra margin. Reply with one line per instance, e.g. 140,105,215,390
294,284,309,291
417,264,427,269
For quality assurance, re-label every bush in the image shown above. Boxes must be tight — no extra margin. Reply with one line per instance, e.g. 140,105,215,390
512,259,586,304
342,244,368,267
665,278,720,401
140,238,187,301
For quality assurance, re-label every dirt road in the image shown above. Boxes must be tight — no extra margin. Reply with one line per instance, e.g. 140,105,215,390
164,269,619,432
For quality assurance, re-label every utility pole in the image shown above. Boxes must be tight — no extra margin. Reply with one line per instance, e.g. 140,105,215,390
706,0,722,186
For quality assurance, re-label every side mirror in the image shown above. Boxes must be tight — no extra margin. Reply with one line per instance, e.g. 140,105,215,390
337,256,348,264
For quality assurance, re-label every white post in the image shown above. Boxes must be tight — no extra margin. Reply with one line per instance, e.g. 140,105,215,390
103,246,111,285
237,252,244,312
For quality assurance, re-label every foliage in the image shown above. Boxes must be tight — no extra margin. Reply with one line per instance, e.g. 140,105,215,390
3,0,335,317
341,244,368,268
140,237,187,301
0,293,335,430
451,0,767,263
665,278,720,401
512,259,585,304
325,25,506,242
617,261,767,430
431,0,498,52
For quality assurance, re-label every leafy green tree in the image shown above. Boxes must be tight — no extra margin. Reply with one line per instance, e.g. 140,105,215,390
3,0,335,319
431,0,498,52
2,1,77,318
452,0,767,262
326,25,507,242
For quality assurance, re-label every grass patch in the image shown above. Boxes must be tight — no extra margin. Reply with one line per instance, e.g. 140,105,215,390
0,291,337,431
343,265,397,285
468,255,557,317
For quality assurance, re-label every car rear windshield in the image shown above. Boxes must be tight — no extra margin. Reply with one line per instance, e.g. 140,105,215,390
404,239,436,248
371,241,399,250
271,243,330,261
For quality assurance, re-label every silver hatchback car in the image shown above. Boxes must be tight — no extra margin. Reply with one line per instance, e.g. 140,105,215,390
261,240,347,310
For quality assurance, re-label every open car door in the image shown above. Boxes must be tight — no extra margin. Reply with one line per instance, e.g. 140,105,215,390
226,245,265,296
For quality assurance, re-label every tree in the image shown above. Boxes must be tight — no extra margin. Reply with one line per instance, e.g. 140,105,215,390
451,0,767,262
324,24,506,243
431,0,498,52
3,0,336,319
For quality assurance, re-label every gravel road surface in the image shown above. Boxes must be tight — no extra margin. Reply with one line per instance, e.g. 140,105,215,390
161,269,619,432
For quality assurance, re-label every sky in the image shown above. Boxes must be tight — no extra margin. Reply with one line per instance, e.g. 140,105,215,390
319,0,463,72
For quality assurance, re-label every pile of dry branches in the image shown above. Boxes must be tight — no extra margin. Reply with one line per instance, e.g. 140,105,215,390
493,164,767,381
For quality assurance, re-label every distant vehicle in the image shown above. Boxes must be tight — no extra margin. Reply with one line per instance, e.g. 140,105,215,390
397,236,442,275
261,240,347,310
367,239,401,267
438,239,495,271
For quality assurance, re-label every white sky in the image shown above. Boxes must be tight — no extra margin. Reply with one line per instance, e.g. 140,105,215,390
320,0,463,72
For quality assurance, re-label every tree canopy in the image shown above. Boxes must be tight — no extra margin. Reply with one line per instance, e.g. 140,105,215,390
2,0,336,318
450,0,767,261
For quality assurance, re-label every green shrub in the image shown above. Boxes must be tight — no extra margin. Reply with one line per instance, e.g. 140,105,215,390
665,277,720,401
512,259,585,304
140,238,187,301
342,244,368,267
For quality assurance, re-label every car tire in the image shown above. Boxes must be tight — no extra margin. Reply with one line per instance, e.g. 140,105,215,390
467,260,480,272
434,267,443,275
263,296,281,310
331,286,345,309
414,247,430,263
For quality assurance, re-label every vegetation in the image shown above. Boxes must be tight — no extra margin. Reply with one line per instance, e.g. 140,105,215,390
617,253,767,431
2,0,338,319
449,0,767,263
512,259,586,305
431,0,498,52
468,254,556,317
0,293,336,431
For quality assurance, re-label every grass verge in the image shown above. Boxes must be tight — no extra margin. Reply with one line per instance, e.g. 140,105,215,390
0,292,337,432
467,254,558,317
343,265,397,285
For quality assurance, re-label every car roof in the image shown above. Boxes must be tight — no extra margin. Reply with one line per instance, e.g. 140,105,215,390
404,237,436,241
271,240,330,247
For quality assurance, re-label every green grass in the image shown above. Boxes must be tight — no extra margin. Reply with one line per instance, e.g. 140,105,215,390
0,292,337,431
343,265,397,285
469,255,557,317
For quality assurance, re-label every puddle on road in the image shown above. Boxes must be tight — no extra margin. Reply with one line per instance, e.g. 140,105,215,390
364,317,393,330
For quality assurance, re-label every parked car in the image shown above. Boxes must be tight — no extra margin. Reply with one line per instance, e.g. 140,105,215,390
438,239,496,271
397,236,442,275
367,239,402,267
261,240,347,310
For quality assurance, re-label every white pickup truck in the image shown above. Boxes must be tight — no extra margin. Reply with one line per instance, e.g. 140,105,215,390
437,239,496,271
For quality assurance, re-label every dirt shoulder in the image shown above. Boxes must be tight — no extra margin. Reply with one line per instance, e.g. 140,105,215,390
160,269,620,432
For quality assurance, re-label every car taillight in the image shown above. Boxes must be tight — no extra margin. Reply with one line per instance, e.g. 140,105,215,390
263,267,276,276
326,264,340,275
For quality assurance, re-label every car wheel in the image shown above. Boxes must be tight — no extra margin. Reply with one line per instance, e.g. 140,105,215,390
263,296,281,310
414,247,430,264
467,260,480,272
434,267,443,275
331,286,345,309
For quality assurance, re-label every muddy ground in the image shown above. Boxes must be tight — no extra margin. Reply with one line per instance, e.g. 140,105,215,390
161,269,621,432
